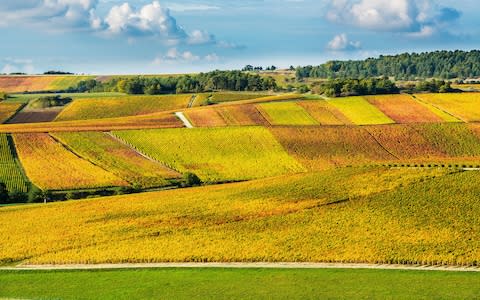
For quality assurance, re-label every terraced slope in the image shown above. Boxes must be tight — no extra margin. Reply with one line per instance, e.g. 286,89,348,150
52,132,180,188
0,134,28,192
13,133,126,190
3,166,477,266
114,127,305,183
56,95,192,121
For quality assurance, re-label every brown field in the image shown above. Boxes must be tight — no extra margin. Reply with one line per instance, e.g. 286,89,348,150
184,108,228,127
6,108,63,124
366,95,444,123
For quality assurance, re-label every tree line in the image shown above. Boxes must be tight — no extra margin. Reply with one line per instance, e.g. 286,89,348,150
312,78,456,97
296,50,480,80
72,71,277,95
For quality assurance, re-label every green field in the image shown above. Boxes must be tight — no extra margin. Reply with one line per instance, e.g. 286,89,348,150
257,102,318,125
52,132,180,188
1,268,479,300
55,94,192,121
328,97,394,125
0,134,28,192
113,127,304,183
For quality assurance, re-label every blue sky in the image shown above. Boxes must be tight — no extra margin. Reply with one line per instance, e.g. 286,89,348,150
0,0,478,74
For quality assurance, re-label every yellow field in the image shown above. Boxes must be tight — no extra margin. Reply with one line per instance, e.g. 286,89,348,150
56,95,192,121
0,103,22,123
416,93,480,122
13,133,126,190
3,166,477,265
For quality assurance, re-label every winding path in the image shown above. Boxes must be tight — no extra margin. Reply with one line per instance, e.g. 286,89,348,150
2,262,479,272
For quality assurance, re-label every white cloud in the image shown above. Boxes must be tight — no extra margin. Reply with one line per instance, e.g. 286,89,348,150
188,30,216,45
205,53,220,62
326,0,461,37
327,34,361,51
166,3,220,12
1,58,35,74
153,48,220,65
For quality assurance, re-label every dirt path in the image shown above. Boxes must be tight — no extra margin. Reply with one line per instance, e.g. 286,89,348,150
187,95,197,108
175,112,194,128
1,262,479,272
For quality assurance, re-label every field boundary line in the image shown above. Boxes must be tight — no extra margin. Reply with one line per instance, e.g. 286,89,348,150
187,95,197,108
2,263,479,272
174,112,194,128
411,94,466,123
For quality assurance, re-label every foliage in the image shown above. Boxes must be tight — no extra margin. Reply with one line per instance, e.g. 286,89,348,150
13,133,127,190
257,102,318,125
52,132,179,188
74,71,277,95
327,97,394,125
28,95,72,109
55,95,192,121
181,172,202,187
2,167,475,265
113,127,305,183
312,77,399,97
296,50,480,80
0,92,7,101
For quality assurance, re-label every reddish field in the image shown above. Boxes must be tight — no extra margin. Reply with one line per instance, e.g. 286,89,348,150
270,126,394,170
7,108,63,124
184,108,228,127
298,101,347,125
365,125,446,159
215,104,268,126
366,95,443,123
0,76,55,93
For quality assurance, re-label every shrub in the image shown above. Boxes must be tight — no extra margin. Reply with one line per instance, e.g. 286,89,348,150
182,172,202,187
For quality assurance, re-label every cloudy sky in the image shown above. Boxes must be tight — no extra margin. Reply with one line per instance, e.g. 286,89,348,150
0,0,478,74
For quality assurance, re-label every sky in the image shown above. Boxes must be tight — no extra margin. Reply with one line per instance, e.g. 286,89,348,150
0,0,478,74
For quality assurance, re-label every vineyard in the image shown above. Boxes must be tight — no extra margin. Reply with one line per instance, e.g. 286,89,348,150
328,97,394,125
13,133,126,190
52,132,180,188
5,166,479,265
297,101,346,125
113,127,305,183
257,102,318,125
55,94,192,121
0,103,22,123
0,76,93,93
0,134,28,192
416,93,480,122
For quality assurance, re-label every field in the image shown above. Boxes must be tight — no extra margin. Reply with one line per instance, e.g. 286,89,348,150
6,107,64,124
0,134,28,192
297,101,347,125
4,166,480,265
55,94,193,121
257,102,318,125
1,268,479,300
13,133,126,190
328,97,394,125
0,112,183,133
52,132,180,188
416,93,480,122
366,95,444,123
215,104,268,126
0,76,93,93
270,127,394,169
194,92,270,106
113,128,305,183
0,103,22,123
183,107,228,127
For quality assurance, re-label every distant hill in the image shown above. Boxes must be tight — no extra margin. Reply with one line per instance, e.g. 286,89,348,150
296,50,480,80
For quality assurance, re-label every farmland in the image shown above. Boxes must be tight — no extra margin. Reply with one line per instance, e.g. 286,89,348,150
113,127,305,183
257,102,318,125
3,166,479,265
0,75,93,93
416,93,480,122
13,133,126,190
0,134,28,192
52,132,180,188
0,103,22,123
55,94,192,121
328,97,394,125
297,101,347,125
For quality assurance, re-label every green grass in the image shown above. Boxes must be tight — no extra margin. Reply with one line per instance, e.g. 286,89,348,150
0,134,28,192
328,96,394,125
0,268,479,300
257,102,318,125
55,94,192,121
113,127,305,183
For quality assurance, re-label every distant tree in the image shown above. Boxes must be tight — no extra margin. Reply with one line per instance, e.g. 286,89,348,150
43,71,74,75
